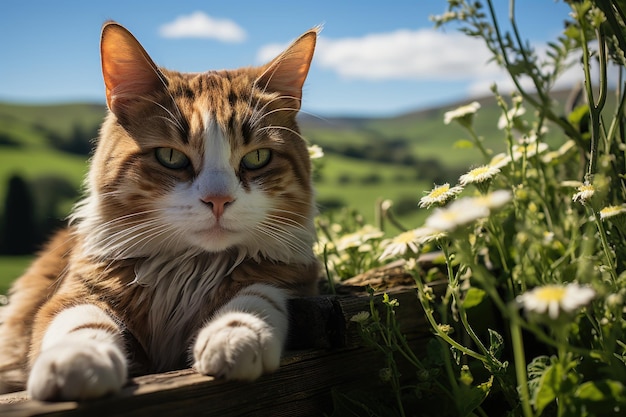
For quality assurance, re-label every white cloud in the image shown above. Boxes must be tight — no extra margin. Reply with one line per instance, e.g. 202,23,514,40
466,44,588,98
159,11,246,42
257,29,501,81
257,28,598,103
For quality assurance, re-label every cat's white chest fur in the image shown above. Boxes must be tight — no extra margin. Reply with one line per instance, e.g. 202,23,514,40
133,253,234,371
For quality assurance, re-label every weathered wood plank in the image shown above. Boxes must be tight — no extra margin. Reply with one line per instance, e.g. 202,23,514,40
0,282,446,417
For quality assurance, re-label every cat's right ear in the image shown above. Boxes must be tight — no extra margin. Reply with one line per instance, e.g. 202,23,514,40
101,21,165,116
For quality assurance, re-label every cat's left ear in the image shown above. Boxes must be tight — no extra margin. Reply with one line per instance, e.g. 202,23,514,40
100,21,165,116
257,28,318,110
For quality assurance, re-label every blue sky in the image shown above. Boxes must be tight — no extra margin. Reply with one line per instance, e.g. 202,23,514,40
0,0,575,116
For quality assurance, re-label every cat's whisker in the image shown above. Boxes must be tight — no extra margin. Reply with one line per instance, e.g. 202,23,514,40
265,214,309,232
139,97,186,134
256,125,308,142
252,226,300,255
255,220,313,257
270,208,311,220
92,217,171,258
250,105,301,129
150,115,186,131
248,94,302,128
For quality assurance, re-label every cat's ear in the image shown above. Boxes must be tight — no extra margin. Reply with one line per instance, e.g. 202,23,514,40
100,21,165,115
257,28,318,109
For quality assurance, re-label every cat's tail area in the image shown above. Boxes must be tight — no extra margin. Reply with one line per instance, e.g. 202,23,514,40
0,228,74,393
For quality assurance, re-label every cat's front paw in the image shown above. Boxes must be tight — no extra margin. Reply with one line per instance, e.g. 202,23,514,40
27,340,127,401
193,312,282,381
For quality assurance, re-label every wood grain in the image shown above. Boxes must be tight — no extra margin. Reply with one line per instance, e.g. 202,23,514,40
0,281,446,417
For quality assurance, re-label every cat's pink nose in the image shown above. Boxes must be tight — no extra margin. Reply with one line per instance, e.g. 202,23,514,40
201,195,235,219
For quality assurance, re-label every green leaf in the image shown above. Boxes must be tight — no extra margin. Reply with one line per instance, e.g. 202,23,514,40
534,362,561,414
574,380,626,415
527,356,551,406
456,376,493,417
534,361,579,415
576,380,624,402
453,139,475,149
567,104,590,126
462,287,486,309
488,329,504,359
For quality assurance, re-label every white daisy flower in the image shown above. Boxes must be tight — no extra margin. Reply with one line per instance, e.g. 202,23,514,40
600,204,626,231
425,198,490,232
599,204,626,220
379,229,422,261
308,144,324,159
572,183,596,204
443,101,481,126
517,283,595,319
473,190,513,211
419,183,464,208
459,165,501,186
414,226,446,245
489,152,512,170
542,140,576,163
335,225,384,252
511,142,549,161
350,311,371,324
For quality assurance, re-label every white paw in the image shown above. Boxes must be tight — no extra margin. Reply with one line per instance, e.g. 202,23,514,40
27,340,127,401
193,312,282,381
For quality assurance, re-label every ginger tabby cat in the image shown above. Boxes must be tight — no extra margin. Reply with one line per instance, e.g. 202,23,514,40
0,21,319,401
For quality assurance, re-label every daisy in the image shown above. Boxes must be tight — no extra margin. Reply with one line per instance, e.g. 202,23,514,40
474,189,513,211
572,183,596,204
379,229,422,261
489,152,512,170
517,283,595,320
542,140,576,164
599,204,626,220
459,165,500,186
307,144,324,159
600,204,626,231
443,101,481,127
425,198,490,232
511,142,549,161
419,183,464,208
414,226,446,245
335,225,384,252
349,311,370,324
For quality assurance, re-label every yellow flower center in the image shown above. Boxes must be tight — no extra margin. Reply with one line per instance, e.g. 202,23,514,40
578,184,595,193
396,230,417,243
429,184,450,199
534,286,566,302
469,166,491,177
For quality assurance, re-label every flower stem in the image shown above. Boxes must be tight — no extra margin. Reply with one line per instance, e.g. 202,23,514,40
509,306,533,417
466,125,491,161
591,208,619,286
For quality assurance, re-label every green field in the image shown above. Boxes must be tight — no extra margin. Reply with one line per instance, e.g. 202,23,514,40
0,256,32,295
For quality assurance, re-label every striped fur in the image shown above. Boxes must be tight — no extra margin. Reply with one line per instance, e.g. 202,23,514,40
0,22,319,400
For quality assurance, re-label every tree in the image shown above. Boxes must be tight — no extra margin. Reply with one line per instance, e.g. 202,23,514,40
2,175,36,254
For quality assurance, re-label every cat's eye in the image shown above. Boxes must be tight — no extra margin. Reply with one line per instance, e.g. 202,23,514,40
155,147,190,170
241,148,271,170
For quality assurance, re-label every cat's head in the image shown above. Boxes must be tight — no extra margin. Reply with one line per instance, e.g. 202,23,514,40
73,22,318,264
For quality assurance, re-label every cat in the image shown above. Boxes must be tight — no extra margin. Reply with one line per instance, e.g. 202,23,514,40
0,21,320,401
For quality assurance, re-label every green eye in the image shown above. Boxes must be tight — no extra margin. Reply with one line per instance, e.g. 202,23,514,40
155,147,190,169
241,148,271,170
